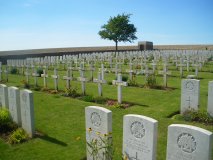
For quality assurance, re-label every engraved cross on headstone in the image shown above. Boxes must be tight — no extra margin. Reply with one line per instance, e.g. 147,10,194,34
186,96,191,108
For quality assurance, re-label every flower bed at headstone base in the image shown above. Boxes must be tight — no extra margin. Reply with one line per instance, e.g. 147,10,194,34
0,108,29,144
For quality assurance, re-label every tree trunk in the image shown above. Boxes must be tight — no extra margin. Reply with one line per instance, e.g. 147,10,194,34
115,41,118,51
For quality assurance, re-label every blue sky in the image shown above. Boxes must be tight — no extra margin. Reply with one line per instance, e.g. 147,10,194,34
0,0,213,51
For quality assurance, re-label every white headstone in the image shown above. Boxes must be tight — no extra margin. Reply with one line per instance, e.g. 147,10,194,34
20,89,35,137
166,124,213,160
8,86,21,125
0,84,9,108
207,81,213,117
181,79,200,114
123,114,158,160
85,106,112,160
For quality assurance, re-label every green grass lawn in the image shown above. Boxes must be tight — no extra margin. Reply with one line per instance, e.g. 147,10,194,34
0,61,213,160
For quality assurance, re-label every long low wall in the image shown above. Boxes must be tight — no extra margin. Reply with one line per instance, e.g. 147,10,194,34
1,44,213,64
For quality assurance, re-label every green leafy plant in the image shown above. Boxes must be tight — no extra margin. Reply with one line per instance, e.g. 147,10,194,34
64,87,79,98
21,80,30,89
182,110,213,125
36,68,43,77
94,96,108,104
0,108,18,134
122,75,128,82
145,74,157,88
8,128,28,144
10,67,18,74
124,59,128,65
0,108,11,126
86,128,113,160
127,77,138,87
115,75,128,82
135,65,141,69
81,95,94,102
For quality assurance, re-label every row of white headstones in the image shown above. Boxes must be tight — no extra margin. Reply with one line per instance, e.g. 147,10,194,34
85,106,213,160
0,84,34,137
181,79,213,117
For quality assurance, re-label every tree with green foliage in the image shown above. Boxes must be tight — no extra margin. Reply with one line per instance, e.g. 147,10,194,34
99,13,137,51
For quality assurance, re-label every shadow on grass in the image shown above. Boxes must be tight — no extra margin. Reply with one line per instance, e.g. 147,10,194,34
35,132,67,147
166,110,180,118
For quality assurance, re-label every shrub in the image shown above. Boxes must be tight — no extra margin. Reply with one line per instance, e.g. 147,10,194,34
128,79,138,87
64,87,79,98
94,96,107,104
0,108,11,126
207,56,213,61
114,75,128,82
21,80,30,89
183,110,213,125
135,65,141,69
122,75,128,82
107,81,112,85
82,95,94,102
50,90,58,94
0,108,18,133
33,86,41,91
36,68,43,77
124,59,128,65
8,128,28,144
10,67,18,74
145,74,157,88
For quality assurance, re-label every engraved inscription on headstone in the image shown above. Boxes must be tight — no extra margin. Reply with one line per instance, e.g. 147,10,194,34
166,124,213,160
181,79,200,114
123,114,158,160
130,121,145,139
177,133,196,153
85,106,112,160
90,112,101,127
